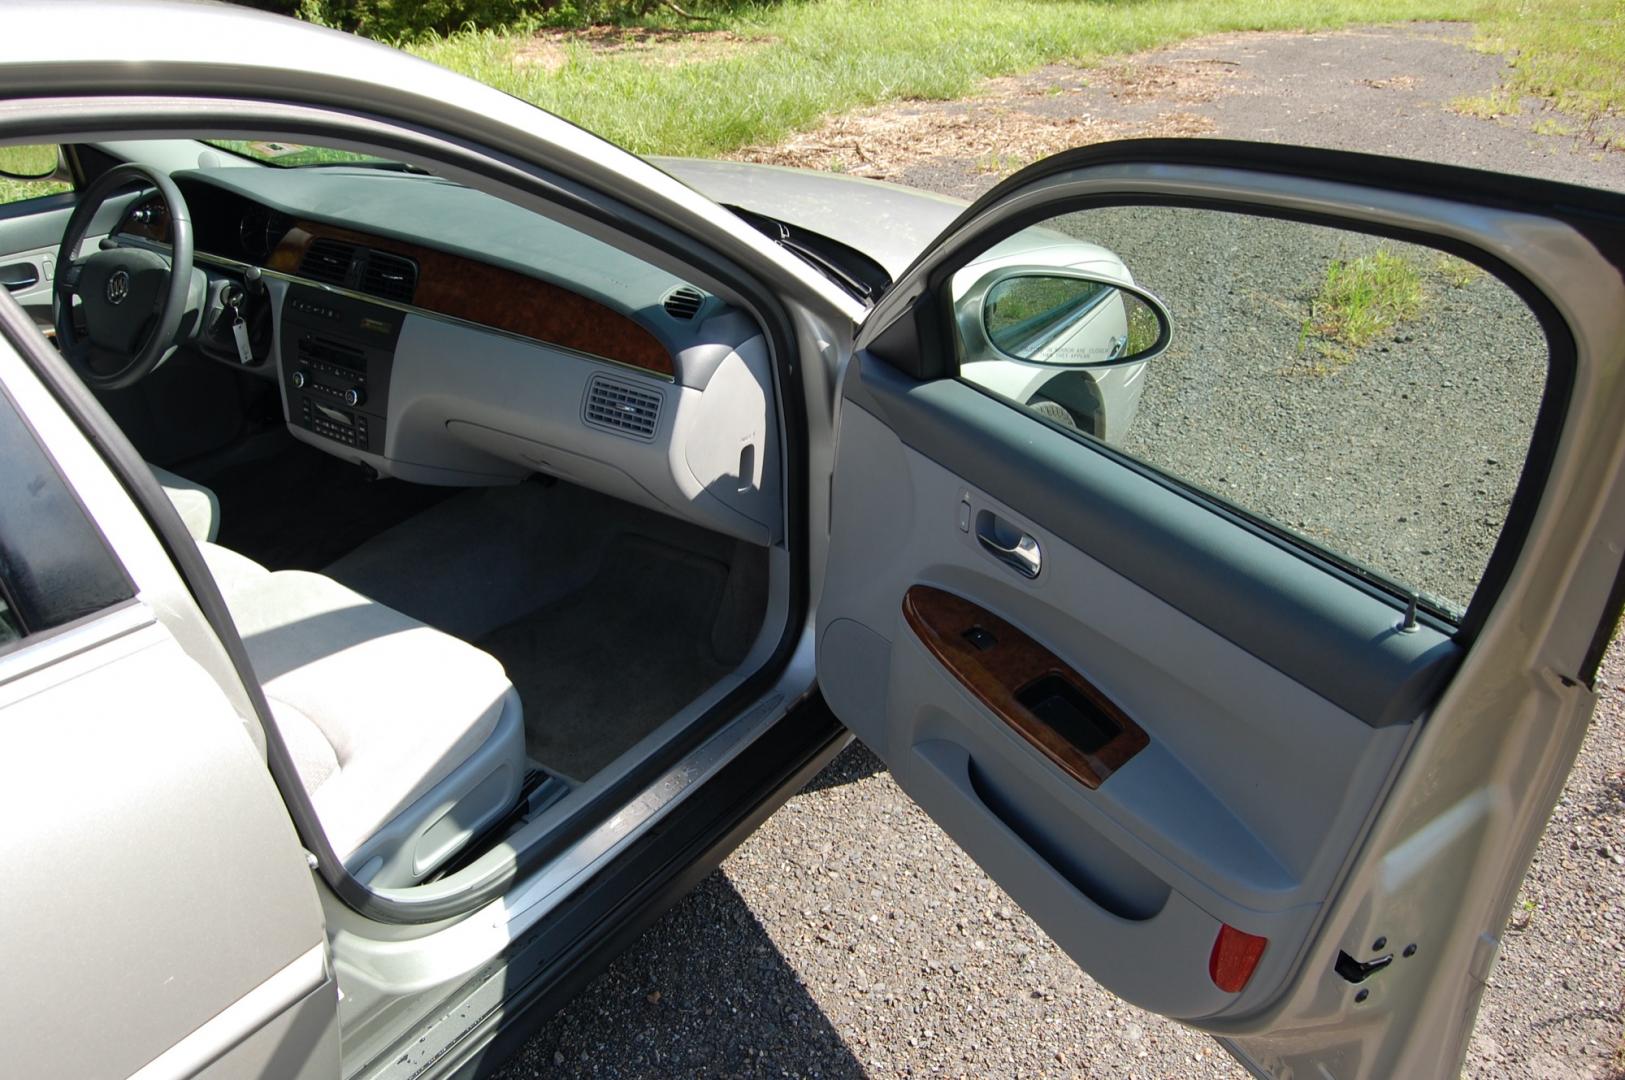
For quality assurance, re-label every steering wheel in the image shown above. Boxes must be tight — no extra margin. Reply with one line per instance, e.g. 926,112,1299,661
52,163,201,390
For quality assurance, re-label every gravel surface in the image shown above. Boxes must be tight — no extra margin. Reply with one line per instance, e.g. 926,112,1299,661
496,23,1625,1080
1046,208,1546,614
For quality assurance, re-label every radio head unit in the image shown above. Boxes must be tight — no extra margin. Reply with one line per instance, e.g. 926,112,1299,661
280,284,402,453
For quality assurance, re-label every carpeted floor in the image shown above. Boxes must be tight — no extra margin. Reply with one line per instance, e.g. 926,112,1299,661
211,438,457,571
324,479,768,782
477,536,734,781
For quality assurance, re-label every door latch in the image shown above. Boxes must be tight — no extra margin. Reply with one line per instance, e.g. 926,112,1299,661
1334,949,1393,984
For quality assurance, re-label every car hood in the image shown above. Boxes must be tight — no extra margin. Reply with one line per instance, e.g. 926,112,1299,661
654,157,968,281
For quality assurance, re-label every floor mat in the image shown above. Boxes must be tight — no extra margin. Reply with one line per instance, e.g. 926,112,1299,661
477,536,732,782
211,438,458,571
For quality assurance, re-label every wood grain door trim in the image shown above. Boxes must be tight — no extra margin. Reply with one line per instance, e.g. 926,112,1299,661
902,585,1149,789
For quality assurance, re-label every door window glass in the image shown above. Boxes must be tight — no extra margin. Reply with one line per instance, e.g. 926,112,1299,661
952,206,1549,620
0,145,70,206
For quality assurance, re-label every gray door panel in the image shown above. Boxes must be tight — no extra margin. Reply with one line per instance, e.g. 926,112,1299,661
841,357,1461,726
0,192,133,324
0,614,336,1080
0,288,336,1079
820,395,1415,1019
821,144,1625,1078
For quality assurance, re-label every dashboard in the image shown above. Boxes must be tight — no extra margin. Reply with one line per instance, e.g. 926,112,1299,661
115,165,781,546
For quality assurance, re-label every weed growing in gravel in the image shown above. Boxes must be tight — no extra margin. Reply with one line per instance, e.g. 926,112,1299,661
1451,86,1523,119
1531,115,1580,137
1311,247,1424,352
1432,253,1483,288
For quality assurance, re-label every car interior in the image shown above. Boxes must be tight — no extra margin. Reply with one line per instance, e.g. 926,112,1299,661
8,138,791,890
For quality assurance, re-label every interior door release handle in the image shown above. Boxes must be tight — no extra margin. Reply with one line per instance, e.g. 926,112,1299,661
975,511,1041,579
0,263,40,292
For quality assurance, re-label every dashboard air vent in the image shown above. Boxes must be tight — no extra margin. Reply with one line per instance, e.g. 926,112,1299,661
299,238,357,287
583,374,662,441
663,285,705,321
361,250,418,304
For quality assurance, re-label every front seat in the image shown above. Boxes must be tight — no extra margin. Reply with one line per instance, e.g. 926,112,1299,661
203,544,526,886
149,464,526,886
151,463,219,543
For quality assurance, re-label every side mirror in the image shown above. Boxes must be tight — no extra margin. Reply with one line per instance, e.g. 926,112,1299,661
0,144,63,182
981,272,1171,367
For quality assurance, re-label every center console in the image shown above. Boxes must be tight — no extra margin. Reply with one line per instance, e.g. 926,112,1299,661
279,284,403,454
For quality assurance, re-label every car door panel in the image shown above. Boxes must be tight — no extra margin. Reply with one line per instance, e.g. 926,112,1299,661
0,291,338,1079
0,191,132,324
0,614,339,1080
822,390,1415,1019
818,141,1625,1077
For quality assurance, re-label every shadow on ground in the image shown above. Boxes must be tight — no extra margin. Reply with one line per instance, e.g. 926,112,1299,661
493,849,866,1079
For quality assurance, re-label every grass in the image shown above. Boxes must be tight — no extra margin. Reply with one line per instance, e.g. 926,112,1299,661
0,143,69,206
1432,252,1482,287
1451,85,1523,119
408,0,1511,158
1475,0,1625,129
1312,247,1424,350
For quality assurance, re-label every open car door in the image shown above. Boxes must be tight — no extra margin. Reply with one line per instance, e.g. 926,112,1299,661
816,140,1625,1079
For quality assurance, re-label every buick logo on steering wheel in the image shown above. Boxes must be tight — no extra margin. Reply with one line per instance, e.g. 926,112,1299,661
106,268,130,305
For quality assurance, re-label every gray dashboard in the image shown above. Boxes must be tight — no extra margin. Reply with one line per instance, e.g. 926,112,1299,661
131,166,783,546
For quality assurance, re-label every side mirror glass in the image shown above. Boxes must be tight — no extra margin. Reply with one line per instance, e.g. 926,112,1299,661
982,273,1171,367
0,144,61,182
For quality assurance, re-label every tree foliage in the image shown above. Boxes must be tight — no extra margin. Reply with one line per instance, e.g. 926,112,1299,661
226,0,719,40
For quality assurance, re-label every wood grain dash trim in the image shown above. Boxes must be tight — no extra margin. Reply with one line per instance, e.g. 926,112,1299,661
902,585,1149,790
268,221,675,378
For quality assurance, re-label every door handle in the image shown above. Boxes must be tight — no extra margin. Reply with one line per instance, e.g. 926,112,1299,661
1,263,40,292
975,511,1041,579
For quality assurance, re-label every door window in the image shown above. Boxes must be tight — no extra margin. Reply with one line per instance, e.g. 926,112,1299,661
0,145,70,207
952,206,1552,621
0,383,133,645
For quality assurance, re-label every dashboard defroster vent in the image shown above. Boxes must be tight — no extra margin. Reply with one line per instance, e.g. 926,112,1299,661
299,238,357,287
583,374,662,441
662,285,705,321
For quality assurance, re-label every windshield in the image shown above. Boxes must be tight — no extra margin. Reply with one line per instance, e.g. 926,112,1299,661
203,139,405,169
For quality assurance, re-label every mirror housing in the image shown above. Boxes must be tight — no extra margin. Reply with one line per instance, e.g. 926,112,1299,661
977,269,1171,368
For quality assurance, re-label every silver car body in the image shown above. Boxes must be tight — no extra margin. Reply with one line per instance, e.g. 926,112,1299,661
1,5,1622,1080
662,157,1148,440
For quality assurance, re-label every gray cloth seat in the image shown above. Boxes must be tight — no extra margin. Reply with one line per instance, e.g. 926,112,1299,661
199,543,526,886
150,465,526,885
151,463,220,543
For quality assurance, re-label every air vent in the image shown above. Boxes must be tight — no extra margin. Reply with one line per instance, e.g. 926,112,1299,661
662,285,705,321
361,250,418,304
299,238,357,286
583,374,662,441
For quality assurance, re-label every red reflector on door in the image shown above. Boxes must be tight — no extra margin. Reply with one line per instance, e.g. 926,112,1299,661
1209,924,1268,993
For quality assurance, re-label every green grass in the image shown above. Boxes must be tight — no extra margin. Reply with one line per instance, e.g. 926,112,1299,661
1311,246,1424,350
408,0,1508,158
1476,0,1625,128
0,143,69,206
1432,252,1482,287
1451,84,1523,119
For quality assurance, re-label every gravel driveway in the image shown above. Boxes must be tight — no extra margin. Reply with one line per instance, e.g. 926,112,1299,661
496,23,1625,1079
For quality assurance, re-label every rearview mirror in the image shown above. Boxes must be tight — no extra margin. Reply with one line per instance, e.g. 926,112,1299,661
0,144,61,182
982,272,1171,367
